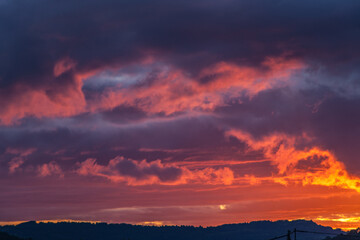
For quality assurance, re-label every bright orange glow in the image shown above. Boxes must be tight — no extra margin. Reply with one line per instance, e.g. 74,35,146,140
136,221,166,226
314,215,360,230
227,130,360,193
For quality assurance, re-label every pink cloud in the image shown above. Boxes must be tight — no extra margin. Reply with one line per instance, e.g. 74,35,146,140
0,79,86,125
53,58,77,77
77,156,234,186
6,148,37,174
38,162,64,177
88,57,305,117
8,157,25,174
0,57,305,125
6,147,37,157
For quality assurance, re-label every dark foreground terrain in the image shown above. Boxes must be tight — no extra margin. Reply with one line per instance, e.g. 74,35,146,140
0,220,346,240
0,231,30,240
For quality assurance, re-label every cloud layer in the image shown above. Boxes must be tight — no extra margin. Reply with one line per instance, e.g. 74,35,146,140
76,156,234,185
1,0,360,229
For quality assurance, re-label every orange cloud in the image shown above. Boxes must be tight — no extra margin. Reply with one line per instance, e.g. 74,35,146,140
314,214,360,230
227,130,360,193
0,57,305,125
76,156,234,186
91,57,305,116
198,56,303,95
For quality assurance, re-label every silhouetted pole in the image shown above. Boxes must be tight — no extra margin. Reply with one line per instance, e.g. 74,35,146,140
287,230,292,240
294,228,296,240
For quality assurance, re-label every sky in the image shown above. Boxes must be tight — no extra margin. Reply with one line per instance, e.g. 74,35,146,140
1,0,360,230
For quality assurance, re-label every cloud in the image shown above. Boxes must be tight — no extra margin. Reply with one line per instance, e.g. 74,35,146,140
83,57,304,122
8,157,25,174
0,76,86,125
227,130,360,192
1,0,360,227
76,157,183,185
38,162,64,177
0,57,304,125
53,58,77,77
1,0,359,124
6,148,37,173
77,156,234,186
6,147,37,157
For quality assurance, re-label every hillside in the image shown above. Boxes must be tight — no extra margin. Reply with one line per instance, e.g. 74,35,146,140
0,231,29,240
0,220,343,240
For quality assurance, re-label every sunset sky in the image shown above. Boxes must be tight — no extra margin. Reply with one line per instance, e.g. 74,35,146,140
1,0,360,230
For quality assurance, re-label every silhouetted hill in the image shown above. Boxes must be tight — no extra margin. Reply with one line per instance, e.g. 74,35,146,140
0,220,344,240
0,231,29,240
325,229,360,240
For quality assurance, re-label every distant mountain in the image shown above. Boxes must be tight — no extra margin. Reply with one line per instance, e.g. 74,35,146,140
325,229,360,240
0,220,344,240
0,231,29,240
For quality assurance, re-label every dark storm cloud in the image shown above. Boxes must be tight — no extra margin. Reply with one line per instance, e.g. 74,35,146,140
109,157,183,182
101,106,148,124
1,0,360,121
